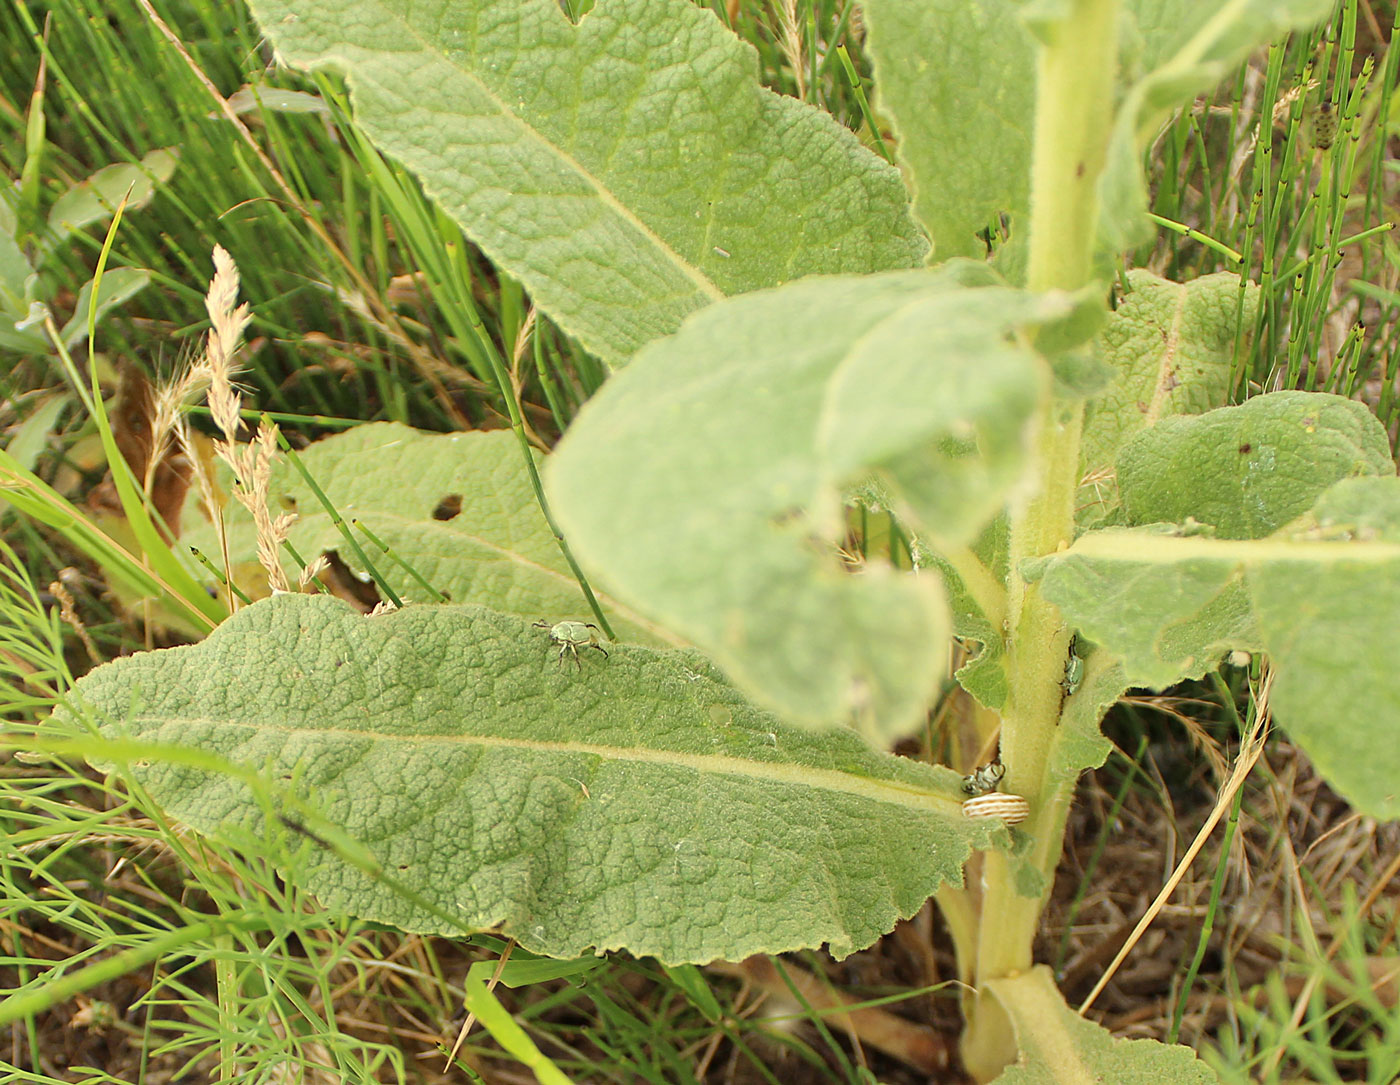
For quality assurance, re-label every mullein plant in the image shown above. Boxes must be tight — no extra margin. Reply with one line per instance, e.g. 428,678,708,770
30,1,1399,1080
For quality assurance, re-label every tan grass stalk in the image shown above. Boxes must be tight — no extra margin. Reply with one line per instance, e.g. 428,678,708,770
776,0,806,99
298,554,330,590
204,244,252,445
49,578,100,665
185,245,291,600
1079,667,1274,1012
145,343,209,499
219,418,291,595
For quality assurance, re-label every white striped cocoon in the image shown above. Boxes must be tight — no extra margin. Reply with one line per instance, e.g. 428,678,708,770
961,792,1030,826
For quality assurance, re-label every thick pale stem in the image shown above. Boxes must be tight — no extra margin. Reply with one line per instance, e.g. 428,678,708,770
1023,0,1120,297
960,0,1119,1078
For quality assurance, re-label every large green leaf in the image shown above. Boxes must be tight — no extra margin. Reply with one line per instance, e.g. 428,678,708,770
861,0,1033,261
546,268,1065,739
860,1,1324,267
1028,477,1400,820
856,0,1222,263
1078,270,1254,527
1121,0,1214,74
987,967,1218,1083
70,593,998,963
1117,391,1394,539
182,424,678,646
244,0,925,366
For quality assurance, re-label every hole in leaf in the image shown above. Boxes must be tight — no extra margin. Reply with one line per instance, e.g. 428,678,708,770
317,551,383,611
433,494,464,521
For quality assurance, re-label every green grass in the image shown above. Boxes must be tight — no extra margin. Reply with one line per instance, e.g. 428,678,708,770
3,0,1400,1081
1146,0,1400,439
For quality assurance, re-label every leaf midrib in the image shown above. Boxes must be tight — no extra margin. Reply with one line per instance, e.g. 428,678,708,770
1066,531,1400,564
144,713,964,815
1144,280,1186,427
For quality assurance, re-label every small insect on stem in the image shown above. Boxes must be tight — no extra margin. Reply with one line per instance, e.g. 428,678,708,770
1062,633,1084,698
533,619,609,671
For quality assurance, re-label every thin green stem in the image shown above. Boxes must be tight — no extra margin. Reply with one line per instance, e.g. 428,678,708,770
1147,213,1243,265
835,44,893,163
188,546,254,606
492,356,619,642
351,518,447,603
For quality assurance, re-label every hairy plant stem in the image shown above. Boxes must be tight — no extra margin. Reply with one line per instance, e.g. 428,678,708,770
960,0,1119,1078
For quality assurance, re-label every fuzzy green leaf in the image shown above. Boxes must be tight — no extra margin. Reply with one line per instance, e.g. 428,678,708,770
244,0,925,366
1078,270,1255,526
909,521,1011,712
546,269,1062,739
1029,476,1400,820
856,0,1223,263
182,424,677,647
1122,1,1206,73
1117,391,1394,539
987,967,1219,1083
70,593,997,963
861,0,1032,260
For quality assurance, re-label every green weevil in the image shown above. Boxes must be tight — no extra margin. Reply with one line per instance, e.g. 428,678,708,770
534,619,609,671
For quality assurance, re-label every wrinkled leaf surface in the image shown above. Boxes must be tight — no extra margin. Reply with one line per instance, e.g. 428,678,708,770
71,594,997,962
245,0,926,364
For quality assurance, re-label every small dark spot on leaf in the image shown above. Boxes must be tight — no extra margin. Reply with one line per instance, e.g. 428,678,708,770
1076,161,1085,178
433,494,463,521
280,495,298,513
1239,443,1252,454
